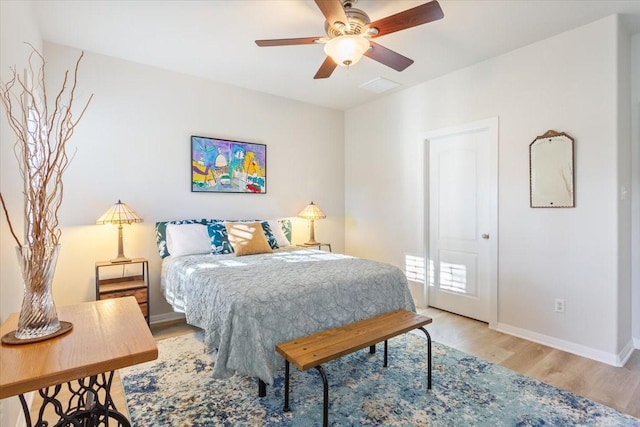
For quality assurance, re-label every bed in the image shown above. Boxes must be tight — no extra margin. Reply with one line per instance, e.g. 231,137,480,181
156,218,416,387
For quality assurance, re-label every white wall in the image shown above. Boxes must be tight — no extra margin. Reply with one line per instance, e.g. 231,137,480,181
632,33,640,347
0,1,42,324
616,17,633,359
345,15,634,365
1,43,344,325
0,1,42,425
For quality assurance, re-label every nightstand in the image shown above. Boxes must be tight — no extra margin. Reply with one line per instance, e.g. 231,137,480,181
297,242,332,252
95,258,149,324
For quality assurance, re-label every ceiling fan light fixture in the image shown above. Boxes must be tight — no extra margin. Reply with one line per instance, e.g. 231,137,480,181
324,35,370,67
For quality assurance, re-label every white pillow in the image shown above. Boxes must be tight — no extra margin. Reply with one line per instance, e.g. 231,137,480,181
166,224,211,257
268,219,291,247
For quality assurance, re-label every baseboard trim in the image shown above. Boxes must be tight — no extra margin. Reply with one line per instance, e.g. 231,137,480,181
496,323,624,367
150,311,185,325
618,339,636,366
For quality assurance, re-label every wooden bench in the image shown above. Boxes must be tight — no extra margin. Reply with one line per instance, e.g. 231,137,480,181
275,309,433,427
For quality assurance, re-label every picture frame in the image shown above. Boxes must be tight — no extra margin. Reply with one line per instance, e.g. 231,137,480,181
191,135,266,193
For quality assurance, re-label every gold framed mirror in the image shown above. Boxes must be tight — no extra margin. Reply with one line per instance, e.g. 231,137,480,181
529,130,574,208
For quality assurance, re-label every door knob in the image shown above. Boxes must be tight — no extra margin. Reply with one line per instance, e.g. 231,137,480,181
482,233,490,239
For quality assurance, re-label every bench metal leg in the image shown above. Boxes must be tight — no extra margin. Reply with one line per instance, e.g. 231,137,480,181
369,344,376,354
283,361,328,427
384,339,389,367
417,327,433,389
283,360,290,412
314,365,329,427
381,330,431,390
258,379,266,397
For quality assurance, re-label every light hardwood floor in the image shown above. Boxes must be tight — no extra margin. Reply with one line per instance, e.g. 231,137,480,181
32,308,640,423
418,307,640,419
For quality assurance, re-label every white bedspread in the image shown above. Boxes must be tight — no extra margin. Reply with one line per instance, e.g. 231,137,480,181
161,247,415,384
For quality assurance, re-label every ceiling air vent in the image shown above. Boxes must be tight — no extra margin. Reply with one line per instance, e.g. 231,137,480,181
358,77,401,94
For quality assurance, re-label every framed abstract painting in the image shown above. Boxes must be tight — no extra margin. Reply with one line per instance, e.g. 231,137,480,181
191,135,266,194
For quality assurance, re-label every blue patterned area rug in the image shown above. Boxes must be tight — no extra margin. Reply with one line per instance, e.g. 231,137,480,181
120,331,639,426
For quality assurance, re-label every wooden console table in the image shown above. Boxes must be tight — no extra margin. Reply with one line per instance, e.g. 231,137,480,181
0,297,158,426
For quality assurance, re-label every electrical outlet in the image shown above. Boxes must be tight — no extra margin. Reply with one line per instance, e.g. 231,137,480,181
555,298,565,313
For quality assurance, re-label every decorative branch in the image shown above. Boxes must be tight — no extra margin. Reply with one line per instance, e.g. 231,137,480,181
0,192,21,246
0,45,92,287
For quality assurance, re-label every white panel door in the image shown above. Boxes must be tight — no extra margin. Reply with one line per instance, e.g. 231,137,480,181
427,119,497,323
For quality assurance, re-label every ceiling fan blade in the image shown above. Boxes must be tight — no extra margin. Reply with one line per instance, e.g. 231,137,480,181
255,37,323,47
315,0,348,30
364,41,414,72
367,0,444,38
314,56,338,79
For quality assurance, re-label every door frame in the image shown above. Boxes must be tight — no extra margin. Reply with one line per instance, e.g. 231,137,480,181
422,117,499,328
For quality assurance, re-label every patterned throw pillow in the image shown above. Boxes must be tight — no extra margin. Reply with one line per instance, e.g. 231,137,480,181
206,221,233,255
267,219,291,247
279,218,292,243
261,221,279,249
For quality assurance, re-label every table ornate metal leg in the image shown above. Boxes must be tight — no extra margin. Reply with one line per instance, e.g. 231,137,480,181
18,393,33,427
19,371,131,427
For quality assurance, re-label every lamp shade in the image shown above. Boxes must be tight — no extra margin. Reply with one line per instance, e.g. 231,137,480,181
298,201,326,220
96,200,143,225
324,35,370,67
96,200,143,263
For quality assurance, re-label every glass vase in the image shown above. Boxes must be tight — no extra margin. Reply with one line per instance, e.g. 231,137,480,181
15,244,61,340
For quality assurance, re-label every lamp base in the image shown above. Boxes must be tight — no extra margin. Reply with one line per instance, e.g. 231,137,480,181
304,240,319,245
111,225,132,263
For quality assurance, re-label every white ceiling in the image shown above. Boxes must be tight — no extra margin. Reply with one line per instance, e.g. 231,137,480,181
34,0,640,111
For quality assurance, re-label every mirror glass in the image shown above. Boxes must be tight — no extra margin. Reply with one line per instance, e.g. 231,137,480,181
530,131,574,208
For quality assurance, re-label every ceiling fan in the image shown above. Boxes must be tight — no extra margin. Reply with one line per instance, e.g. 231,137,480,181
255,0,444,79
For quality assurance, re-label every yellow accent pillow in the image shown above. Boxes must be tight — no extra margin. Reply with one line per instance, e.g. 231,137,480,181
225,221,273,256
